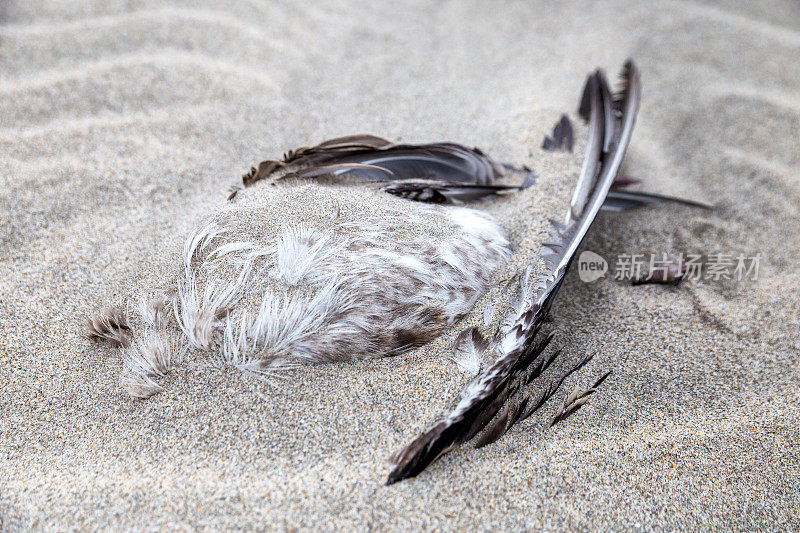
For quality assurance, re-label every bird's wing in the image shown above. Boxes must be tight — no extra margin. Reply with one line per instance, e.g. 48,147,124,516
242,134,395,187
386,61,641,484
241,134,516,192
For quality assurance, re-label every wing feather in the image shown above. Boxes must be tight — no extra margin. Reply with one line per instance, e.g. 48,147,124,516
386,61,642,484
241,137,508,189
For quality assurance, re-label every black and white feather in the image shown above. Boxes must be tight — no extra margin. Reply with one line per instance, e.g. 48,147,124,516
386,61,642,484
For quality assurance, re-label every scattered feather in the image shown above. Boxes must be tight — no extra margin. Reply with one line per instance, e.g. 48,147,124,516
541,114,574,152
227,185,243,201
121,329,186,378
450,327,487,376
118,328,187,399
551,370,612,426
86,306,130,348
136,292,173,330
121,369,164,400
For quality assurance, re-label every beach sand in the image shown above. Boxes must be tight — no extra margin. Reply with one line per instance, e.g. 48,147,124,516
1,0,799,529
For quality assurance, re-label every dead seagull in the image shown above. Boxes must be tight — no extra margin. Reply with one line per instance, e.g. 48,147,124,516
88,60,691,483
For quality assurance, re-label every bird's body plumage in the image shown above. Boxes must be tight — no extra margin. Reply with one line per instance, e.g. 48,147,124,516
180,183,514,366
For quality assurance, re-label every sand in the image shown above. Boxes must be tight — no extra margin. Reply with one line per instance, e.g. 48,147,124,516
1,0,799,529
